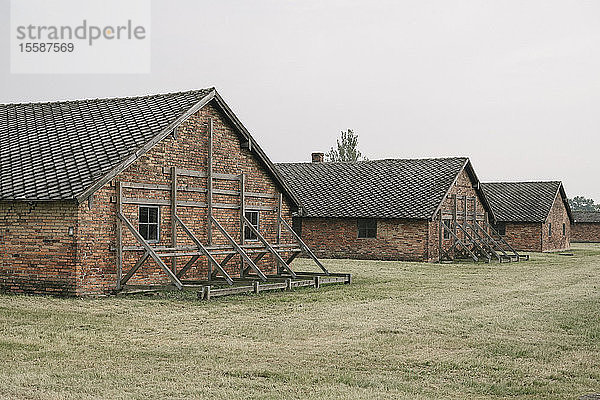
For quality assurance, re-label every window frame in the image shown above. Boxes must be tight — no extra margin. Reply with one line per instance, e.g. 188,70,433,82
244,210,260,241
357,218,377,239
562,222,566,237
548,222,552,237
138,205,160,243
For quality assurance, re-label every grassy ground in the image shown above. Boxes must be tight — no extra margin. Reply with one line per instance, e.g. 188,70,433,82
0,245,599,399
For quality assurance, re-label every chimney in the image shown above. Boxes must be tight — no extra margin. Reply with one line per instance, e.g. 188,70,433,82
311,152,324,163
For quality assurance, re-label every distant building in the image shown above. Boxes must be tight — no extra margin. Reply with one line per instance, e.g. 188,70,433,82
571,211,600,243
481,181,572,252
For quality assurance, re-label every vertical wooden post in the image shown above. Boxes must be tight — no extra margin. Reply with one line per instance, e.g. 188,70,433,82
452,194,457,251
239,173,246,276
116,180,123,290
171,166,177,274
438,210,443,263
207,118,213,246
276,193,282,274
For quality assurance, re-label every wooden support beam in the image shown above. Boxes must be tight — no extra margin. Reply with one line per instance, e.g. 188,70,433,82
171,166,177,274
174,215,234,285
239,173,245,276
207,118,213,246
120,251,150,286
243,216,297,278
279,216,329,275
441,220,478,262
211,216,267,281
117,212,183,290
455,222,490,261
116,181,123,290
176,255,200,279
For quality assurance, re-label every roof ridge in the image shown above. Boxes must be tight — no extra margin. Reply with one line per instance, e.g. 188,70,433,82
276,156,468,165
481,180,562,184
0,87,215,107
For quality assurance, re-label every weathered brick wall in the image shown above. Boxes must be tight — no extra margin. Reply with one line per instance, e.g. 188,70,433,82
0,201,78,295
503,222,542,252
76,102,296,295
541,193,570,252
298,217,429,261
571,223,600,242
295,167,493,263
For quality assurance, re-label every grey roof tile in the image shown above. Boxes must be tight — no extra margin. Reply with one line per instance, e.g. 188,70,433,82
480,181,568,223
275,157,468,219
572,211,600,223
0,89,213,200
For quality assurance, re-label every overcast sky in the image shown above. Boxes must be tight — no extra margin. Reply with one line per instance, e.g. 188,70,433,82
1,0,599,200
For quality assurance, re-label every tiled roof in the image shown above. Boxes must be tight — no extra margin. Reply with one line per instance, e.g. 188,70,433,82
276,157,471,219
573,211,600,223
0,89,213,200
480,181,570,223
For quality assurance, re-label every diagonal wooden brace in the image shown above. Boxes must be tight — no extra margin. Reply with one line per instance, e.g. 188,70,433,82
120,251,150,286
279,216,328,275
210,216,267,281
118,212,183,290
243,216,297,278
174,215,233,285
441,220,478,262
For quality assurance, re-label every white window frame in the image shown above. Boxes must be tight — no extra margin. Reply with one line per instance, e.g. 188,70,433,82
244,210,260,241
138,205,160,243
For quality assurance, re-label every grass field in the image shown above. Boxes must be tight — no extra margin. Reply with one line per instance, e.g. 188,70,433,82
0,244,599,399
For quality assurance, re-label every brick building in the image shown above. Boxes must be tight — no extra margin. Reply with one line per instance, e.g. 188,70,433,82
276,156,519,263
571,211,600,242
480,182,573,252
0,88,328,296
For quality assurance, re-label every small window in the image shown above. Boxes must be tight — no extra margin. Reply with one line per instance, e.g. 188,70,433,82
562,223,566,237
357,218,377,238
443,219,452,240
548,223,552,237
139,206,159,243
244,211,259,241
495,222,506,236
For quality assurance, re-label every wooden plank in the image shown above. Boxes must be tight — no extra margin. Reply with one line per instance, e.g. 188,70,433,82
244,215,297,278
120,252,150,286
171,166,177,274
116,181,123,290
239,173,246,276
279,216,329,274
211,216,267,281
121,182,171,191
177,255,199,279
117,212,183,289
174,215,234,285
245,205,277,212
207,118,213,246
246,192,277,199
172,167,241,182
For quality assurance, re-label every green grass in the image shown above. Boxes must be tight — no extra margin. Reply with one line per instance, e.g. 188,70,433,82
1,244,599,399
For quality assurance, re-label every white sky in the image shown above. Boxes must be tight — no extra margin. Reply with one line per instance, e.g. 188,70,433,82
1,0,599,200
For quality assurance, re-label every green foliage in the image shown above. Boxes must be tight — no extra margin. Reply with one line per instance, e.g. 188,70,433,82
326,129,367,162
569,196,600,211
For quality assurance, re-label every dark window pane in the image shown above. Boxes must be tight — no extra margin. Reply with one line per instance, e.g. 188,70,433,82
148,207,158,223
139,207,148,223
357,219,377,238
148,224,158,241
139,224,149,240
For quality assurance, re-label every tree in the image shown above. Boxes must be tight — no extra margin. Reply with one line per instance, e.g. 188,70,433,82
568,196,600,211
326,129,367,162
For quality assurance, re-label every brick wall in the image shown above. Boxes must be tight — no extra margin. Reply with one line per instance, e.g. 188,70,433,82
503,222,542,252
0,201,78,295
298,217,429,261
571,223,600,242
75,102,296,295
296,167,491,262
541,193,570,252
